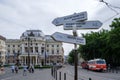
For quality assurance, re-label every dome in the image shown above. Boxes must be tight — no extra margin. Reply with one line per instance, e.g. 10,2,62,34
20,30,45,38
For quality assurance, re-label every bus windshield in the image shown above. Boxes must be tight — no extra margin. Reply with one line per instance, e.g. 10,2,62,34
96,60,106,64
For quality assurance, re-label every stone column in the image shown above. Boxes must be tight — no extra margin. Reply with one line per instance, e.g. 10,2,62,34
36,55,37,65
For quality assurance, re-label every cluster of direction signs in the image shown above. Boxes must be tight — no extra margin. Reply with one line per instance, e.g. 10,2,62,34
51,11,103,45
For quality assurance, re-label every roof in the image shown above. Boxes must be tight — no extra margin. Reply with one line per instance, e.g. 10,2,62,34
0,35,6,40
20,30,45,38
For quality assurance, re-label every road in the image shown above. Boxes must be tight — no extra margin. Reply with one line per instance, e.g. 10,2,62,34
57,65,120,80
1,66,120,80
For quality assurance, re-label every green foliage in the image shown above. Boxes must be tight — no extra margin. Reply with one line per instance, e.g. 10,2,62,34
78,17,120,66
110,18,120,29
34,65,51,69
67,50,75,64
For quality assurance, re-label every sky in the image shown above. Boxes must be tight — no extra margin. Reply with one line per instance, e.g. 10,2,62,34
0,0,120,55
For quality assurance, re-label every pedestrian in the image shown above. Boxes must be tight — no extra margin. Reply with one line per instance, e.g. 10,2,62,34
11,65,15,73
29,64,34,73
31,64,34,73
15,65,19,73
108,64,111,72
39,63,42,70
23,64,27,76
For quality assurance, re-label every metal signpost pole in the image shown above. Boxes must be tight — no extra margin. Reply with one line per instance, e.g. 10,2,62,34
52,11,102,80
73,25,78,80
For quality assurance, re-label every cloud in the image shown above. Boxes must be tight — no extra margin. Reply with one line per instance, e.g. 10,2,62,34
0,0,120,55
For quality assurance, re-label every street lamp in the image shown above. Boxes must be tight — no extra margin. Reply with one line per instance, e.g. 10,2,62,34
44,40,47,66
27,37,30,68
16,52,21,66
26,31,34,68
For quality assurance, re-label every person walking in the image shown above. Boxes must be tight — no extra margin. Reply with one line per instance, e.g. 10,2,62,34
15,65,19,73
31,65,34,73
23,64,28,76
29,64,34,73
11,65,15,73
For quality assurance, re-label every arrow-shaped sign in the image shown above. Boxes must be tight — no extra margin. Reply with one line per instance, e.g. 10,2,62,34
63,20,103,30
52,11,87,26
51,32,86,45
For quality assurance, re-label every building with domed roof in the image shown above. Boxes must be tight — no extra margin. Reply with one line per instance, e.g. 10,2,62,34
6,30,64,66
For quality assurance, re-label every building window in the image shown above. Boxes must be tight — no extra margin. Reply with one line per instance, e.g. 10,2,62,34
25,47,28,53
18,45,20,47
30,47,33,53
8,50,10,53
47,50,49,52
41,47,44,54
13,45,15,47
52,50,54,54
18,50,20,53
0,52,1,58
25,43,27,45
13,50,15,53
8,45,10,47
52,45,54,47
57,50,59,54
35,47,38,53
57,45,59,47
47,45,49,47
36,43,38,45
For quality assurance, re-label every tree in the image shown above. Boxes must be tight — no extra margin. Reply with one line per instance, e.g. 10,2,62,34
78,29,109,60
67,49,75,64
107,18,120,66
78,17,120,66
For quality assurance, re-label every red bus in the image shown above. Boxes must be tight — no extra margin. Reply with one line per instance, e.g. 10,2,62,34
87,59,107,71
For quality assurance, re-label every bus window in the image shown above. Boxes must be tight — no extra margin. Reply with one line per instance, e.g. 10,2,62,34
96,60,106,64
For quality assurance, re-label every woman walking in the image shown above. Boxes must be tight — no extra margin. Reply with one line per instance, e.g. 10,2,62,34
23,64,28,76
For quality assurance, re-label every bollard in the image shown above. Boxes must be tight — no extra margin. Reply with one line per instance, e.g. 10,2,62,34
89,78,92,80
64,73,66,80
56,70,57,80
59,72,61,80
53,67,55,78
51,67,54,76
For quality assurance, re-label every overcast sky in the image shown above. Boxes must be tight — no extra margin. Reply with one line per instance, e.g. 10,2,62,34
0,0,120,55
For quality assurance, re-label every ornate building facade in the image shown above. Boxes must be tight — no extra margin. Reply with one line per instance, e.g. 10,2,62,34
0,35,6,65
6,30,64,65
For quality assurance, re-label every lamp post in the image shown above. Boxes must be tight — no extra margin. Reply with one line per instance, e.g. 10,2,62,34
26,31,34,68
37,52,40,65
44,40,47,66
27,37,30,68
16,52,20,66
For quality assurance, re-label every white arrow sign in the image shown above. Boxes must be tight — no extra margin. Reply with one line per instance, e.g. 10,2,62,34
52,11,87,26
64,20,103,30
51,32,86,45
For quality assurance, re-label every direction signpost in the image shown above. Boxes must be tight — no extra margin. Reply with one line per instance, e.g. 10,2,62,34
52,11,87,26
52,11,103,80
51,32,86,45
64,20,103,30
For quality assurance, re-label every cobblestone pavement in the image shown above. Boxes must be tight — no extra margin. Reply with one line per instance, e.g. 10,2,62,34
0,68,54,80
